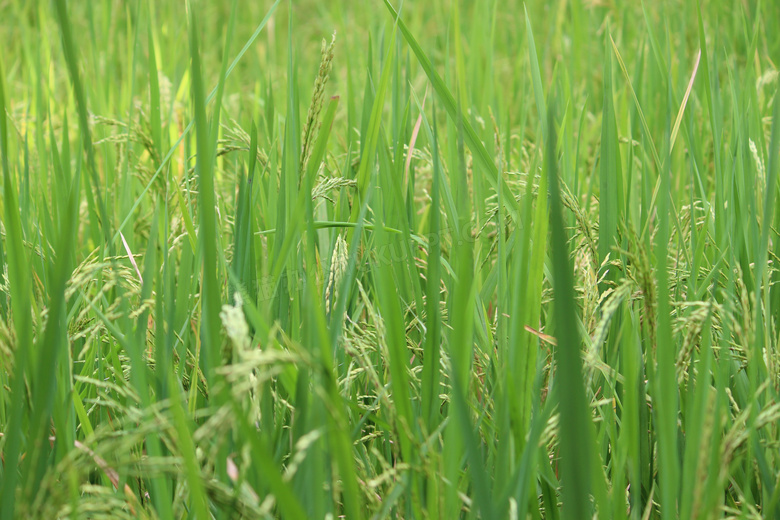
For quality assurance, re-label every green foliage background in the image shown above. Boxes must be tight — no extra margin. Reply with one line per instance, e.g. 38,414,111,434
1,0,780,518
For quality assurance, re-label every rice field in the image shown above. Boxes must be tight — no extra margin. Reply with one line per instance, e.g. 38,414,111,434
1,0,780,518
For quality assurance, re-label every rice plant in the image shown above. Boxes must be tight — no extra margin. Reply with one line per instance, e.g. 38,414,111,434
1,0,780,518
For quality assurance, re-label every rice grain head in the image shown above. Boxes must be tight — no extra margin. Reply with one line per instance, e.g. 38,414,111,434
220,292,250,353
325,234,348,314
300,31,337,176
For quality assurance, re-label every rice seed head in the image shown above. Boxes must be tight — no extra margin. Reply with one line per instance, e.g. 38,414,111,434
325,234,348,313
312,175,357,203
589,280,633,363
749,138,766,219
220,292,250,353
300,31,337,176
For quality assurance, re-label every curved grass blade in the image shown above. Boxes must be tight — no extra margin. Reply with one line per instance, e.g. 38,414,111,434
188,3,221,385
0,55,34,520
546,106,594,519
